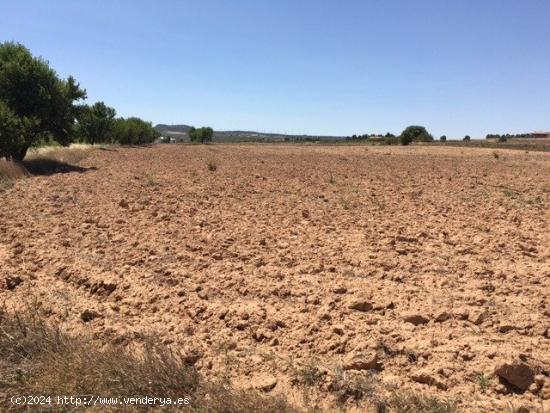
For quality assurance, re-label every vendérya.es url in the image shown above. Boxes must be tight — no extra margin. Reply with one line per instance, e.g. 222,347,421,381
10,395,191,407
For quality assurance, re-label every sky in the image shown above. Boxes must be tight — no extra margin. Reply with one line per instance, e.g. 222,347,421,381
1,0,549,138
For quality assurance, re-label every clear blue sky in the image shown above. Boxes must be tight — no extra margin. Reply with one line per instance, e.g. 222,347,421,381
1,1,549,138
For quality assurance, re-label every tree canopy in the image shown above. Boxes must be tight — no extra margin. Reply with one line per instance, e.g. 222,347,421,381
111,117,160,145
188,126,214,144
399,125,433,145
77,102,116,145
0,42,86,160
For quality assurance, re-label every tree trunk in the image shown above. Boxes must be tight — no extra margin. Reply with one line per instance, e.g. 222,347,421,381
13,146,29,162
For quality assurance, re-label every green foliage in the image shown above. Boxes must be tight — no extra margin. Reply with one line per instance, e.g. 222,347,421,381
399,125,433,145
111,117,160,145
463,135,471,141
188,126,214,143
440,135,447,142
0,101,28,160
345,132,397,141
76,102,116,145
346,133,369,140
474,373,490,394
0,42,86,161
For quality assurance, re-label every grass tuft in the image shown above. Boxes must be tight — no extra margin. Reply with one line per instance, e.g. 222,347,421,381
388,391,457,413
0,160,28,190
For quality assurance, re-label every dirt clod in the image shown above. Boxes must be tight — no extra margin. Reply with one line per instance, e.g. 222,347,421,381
494,361,535,391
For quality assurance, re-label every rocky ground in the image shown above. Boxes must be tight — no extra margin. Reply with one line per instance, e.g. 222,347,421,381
1,144,549,412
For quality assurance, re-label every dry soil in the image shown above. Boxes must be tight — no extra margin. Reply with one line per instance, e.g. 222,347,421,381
1,144,549,412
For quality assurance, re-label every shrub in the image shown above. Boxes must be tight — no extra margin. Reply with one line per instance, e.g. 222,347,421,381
111,117,159,145
0,42,86,161
463,135,471,141
399,126,433,145
440,135,447,142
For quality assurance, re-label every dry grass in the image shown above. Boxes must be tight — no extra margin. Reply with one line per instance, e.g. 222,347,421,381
0,161,28,190
0,308,299,412
0,145,94,188
388,391,457,413
26,144,94,164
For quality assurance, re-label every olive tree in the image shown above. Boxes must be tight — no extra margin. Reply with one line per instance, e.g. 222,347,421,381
399,125,433,145
77,102,116,145
0,42,86,161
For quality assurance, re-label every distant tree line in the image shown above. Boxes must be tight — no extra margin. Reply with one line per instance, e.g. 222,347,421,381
346,132,396,141
486,133,532,140
0,42,159,161
345,127,434,145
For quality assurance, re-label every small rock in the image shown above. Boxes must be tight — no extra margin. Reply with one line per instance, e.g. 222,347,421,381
468,309,489,325
403,313,430,325
333,286,347,294
101,281,117,295
435,311,451,322
343,352,381,371
252,328,272,342
535,374,546,389
498,324,517,333
373,300,395,311
118,199,129,208
301,209,310,219
80,309,101,322
5,275,23,290
452,308,470,320
494,361,535,391
348,299,373,312
410,370,448,390
460,351,475,361
332,325,345,335
254,375,278,392
235,321,249,330
277,241,289,249
183,349,203,365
